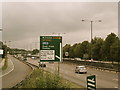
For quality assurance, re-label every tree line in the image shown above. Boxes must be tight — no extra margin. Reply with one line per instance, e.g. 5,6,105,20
0,40,39,58
63,33,120,62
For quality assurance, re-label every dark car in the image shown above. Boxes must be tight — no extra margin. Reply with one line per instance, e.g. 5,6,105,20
39,62,46,67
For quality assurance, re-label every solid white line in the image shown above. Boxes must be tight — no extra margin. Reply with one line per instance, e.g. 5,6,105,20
113,79,118,81
0,58,14,77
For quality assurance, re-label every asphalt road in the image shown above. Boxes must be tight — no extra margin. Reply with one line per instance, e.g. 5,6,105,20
2,55,32,88
27,59,118,88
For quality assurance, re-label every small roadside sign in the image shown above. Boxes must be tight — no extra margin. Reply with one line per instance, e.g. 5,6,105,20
0,49,3,54
87,75,96,90
40,36,62,62
65,52,69,57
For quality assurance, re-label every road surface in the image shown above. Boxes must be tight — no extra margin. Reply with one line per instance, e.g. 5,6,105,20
2,55,32,88
27,58,118,88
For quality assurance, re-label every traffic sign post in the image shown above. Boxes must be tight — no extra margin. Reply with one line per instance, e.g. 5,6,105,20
87,75,96,90
40,36,62,62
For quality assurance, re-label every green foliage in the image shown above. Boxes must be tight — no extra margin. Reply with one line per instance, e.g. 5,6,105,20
63,44,71,57
22,69,70,88
2,57,8,70
73,43,81,58
79,41,90,59
32,49,39,55
92,37,104,60
110,39,120,62
63,33,120,62
102,33,119,61
2,45,7,58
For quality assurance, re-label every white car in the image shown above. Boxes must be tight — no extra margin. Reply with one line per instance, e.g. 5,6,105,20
75,66,87,74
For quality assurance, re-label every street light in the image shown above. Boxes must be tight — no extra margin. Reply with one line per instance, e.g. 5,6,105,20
52,32,66,36
81,19,102,60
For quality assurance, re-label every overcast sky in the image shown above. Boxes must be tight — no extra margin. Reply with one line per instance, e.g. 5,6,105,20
1,2,118,50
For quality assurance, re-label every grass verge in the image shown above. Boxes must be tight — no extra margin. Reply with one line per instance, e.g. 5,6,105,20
21,69,82,88
2,57,8,70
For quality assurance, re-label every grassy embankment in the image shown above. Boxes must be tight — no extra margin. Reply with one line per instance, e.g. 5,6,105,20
22,69,82,88
2,57,8,70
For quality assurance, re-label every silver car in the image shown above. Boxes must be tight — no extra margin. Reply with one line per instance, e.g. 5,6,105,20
75,66,87,74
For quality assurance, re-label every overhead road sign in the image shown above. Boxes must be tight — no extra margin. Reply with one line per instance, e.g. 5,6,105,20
40,36,62,62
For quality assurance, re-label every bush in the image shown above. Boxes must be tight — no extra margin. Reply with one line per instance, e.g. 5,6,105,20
22,69,70,88
2,57,8,70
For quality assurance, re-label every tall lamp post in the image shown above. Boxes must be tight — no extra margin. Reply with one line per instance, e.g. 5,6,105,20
81,20,101,60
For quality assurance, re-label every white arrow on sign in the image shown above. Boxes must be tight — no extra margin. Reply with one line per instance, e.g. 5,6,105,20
55,42,62,61
88,78,95,83
88,83,95,87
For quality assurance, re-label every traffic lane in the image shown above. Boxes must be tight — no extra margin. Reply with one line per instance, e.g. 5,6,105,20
45,62,118,88
27,59,118,88
1,57,14,76
2,55,32,88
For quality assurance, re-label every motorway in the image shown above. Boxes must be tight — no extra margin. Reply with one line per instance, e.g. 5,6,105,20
27,58,118,88
2,55,32,88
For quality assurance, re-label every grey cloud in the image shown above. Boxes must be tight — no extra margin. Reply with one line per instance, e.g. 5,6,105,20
2,2,118,48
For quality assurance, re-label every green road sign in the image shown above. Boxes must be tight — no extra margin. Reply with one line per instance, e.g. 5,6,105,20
40,36,62,62
87,75,96,90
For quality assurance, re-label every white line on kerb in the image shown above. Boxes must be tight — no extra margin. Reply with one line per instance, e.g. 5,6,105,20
0,58,14,77
113,79,118,81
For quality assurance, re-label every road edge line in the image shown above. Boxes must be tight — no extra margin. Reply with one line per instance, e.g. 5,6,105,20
0,58,14,77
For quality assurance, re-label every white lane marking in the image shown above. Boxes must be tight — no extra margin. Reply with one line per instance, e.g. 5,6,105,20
0,59,14,77
72,68,74,71
113,79,118,81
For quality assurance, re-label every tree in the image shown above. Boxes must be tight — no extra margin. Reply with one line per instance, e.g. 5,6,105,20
73,43,81,58
2,44,7,58
32,49,39,55
69,45,75,58
110,38,120,62
92,37,104,60
102,33,119,61
63,44,71,58
79,41,90,59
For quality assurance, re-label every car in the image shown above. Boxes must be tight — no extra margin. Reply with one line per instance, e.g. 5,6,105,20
23,58,27,61
39,62,46,67
75,66,87,74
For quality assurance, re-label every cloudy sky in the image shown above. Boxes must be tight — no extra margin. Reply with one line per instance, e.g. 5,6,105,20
1,2,118,50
